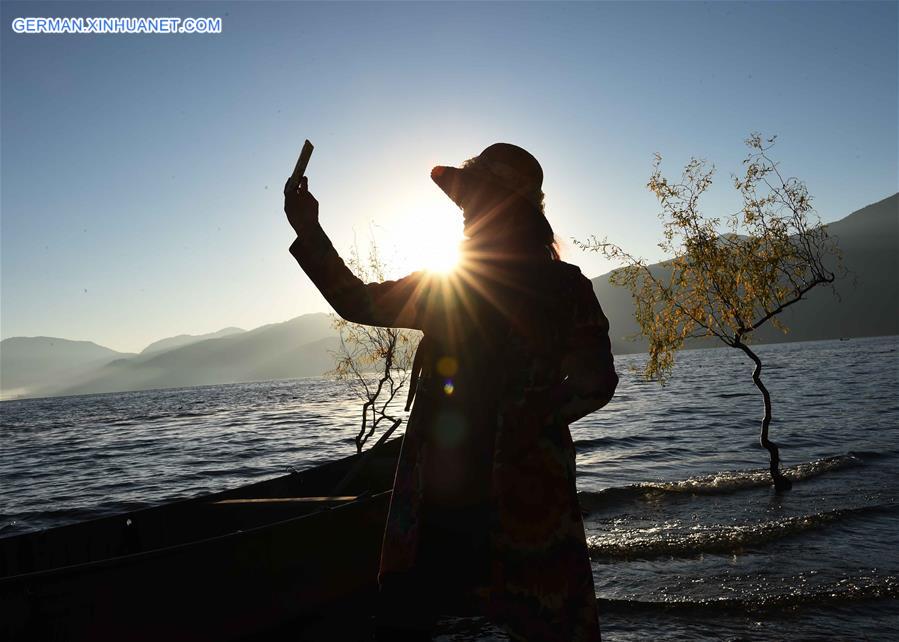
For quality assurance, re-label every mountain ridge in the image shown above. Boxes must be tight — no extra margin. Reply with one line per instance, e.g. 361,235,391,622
594,193,898,354
140,327,246,355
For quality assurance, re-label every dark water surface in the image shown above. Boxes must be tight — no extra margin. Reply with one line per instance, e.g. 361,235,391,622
2,336,898,640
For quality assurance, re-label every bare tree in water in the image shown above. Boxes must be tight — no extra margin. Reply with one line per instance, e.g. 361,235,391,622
329,238,419,453
578,134,841,491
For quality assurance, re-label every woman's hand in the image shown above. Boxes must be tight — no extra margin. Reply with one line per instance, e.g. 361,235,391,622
284,176,319,235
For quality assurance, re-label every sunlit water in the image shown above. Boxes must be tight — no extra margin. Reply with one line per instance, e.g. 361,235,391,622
2,336,898,640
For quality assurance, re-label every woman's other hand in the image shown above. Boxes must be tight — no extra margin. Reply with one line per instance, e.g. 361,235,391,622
284,176,319,235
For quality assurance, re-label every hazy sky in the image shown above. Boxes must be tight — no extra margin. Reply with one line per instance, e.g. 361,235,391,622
2,1,896,353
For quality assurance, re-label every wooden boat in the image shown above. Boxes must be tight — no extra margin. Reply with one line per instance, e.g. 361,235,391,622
0,438,404,641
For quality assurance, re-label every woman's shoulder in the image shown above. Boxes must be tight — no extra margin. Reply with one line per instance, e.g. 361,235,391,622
548,260,594,293
524,260,596,316
554,259,584,278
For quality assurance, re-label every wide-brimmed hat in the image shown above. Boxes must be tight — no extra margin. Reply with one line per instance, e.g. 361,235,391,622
431,143,544,209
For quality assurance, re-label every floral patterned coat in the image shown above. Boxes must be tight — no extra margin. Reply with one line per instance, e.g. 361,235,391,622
290,225,618,641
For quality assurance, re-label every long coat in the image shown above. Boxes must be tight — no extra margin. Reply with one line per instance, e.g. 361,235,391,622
290,224,618,641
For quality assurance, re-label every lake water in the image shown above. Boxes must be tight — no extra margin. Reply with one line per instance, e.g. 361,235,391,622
2,336,898,640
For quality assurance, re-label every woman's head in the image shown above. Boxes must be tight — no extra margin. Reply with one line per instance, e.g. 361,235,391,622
431,143,559,261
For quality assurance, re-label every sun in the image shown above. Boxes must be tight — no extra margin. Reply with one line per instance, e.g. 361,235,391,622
381,191,465,276
420,234,461,274
403,214,462,274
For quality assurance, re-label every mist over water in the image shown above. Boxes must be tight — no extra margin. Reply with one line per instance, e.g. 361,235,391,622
2,336,897,639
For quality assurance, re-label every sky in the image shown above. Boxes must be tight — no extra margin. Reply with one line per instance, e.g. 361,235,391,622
2,1,896,353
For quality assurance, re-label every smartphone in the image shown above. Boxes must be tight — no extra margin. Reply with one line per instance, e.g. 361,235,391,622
288,139,314,191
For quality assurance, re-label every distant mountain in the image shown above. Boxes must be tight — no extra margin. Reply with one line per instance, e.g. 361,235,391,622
0,337,133,399
0,314,337,400
594,193,899,354
140,327,246,355
50,313,338,397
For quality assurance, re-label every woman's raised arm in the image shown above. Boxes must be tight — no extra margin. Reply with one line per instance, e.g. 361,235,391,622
284,178,430,330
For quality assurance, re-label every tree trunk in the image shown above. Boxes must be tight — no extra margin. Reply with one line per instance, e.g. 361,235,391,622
734,341,793,491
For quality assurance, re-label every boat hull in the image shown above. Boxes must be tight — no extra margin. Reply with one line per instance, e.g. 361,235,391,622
1,439,402,641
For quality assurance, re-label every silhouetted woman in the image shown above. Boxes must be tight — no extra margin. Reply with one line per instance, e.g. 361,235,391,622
284,143,617,641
